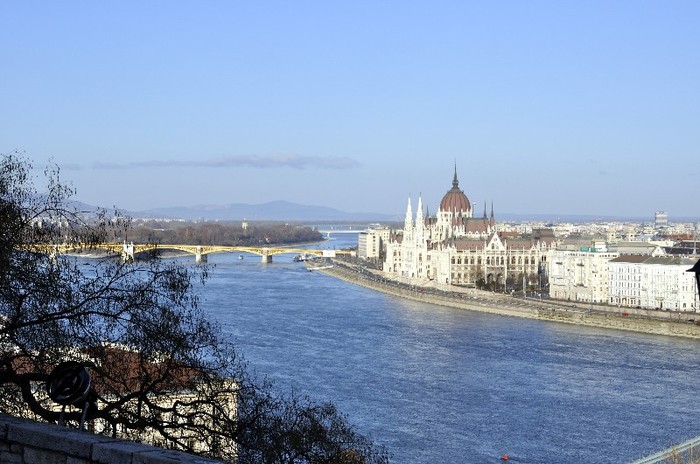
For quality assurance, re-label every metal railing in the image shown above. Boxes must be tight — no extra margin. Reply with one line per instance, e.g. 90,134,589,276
630,435,700,464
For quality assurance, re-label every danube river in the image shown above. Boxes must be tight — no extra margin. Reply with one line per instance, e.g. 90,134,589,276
198,234,700,463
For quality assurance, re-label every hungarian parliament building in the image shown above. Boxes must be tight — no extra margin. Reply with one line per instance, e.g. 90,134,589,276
358,167,699,311
370,167,556,289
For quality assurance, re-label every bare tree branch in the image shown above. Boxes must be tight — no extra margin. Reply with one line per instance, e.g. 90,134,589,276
0,152,388,464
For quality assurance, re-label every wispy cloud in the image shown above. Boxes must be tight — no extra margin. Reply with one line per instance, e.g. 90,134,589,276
59,162,84,171
90,155,360,170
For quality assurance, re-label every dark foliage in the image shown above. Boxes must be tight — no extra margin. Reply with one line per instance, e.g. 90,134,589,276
124,220,323,247
0,152,388,464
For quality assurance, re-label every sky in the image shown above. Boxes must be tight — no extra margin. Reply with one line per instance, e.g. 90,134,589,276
2,2,698,220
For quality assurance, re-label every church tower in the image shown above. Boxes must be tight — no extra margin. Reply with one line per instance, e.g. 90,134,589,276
403,196,413,241
415,195,425,245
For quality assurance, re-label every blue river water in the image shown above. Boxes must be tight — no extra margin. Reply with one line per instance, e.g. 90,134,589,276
195,234,700,464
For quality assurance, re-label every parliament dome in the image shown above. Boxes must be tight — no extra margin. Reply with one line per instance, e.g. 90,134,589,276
439,169,471,213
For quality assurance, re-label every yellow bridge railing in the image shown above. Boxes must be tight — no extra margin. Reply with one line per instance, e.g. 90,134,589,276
43,242,353,263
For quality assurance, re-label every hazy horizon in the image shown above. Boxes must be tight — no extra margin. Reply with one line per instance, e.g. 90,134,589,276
82,198,697,224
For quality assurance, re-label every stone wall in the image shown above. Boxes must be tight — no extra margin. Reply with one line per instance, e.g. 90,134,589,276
321,260,700,339
0,414,222,464
537,310,700,338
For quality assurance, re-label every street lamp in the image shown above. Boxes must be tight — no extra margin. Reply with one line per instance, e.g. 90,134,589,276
686,258,700,312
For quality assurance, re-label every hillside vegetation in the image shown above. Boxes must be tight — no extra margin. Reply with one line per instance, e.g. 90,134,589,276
121,220,323,246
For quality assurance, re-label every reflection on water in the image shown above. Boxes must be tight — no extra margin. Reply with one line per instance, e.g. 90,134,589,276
198,234,700,463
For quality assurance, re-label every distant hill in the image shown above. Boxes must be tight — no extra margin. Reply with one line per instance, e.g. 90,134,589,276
137,200,396,222
71,198,696,224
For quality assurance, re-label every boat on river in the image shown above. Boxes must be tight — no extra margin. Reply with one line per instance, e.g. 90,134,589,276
307,265,333,271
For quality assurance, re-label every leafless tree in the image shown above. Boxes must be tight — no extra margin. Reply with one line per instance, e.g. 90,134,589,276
0,152,388,464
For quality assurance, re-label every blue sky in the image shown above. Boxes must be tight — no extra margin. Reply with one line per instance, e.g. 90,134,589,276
2,2,698,219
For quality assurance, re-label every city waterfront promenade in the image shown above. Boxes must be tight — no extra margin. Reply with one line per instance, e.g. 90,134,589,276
314,258,700,340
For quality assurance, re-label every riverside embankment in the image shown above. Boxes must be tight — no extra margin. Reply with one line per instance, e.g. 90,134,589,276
313,259,700,340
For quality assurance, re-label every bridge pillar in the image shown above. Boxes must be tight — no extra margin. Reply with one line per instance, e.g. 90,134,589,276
195,246,207,264
261,248,272,263
49,245,59,263
122,241,134,263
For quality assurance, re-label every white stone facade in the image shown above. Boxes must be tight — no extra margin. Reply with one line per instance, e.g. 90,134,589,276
382,168,556,289
358,228,390,260
609,256,699,311
548,248,620,303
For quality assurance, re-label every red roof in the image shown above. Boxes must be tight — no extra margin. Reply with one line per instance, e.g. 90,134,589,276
439,169,471,213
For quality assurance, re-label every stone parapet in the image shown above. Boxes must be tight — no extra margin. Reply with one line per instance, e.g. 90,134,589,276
0,414,222,464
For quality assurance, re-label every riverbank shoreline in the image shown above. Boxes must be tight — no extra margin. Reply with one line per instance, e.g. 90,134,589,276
313,259,700,340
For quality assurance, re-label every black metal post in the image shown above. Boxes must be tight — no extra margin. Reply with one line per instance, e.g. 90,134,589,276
686,259,700,312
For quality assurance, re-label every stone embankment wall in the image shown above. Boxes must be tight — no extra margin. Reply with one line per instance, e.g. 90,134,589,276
536,309,700,338
318,260,700,340
0,414,221,464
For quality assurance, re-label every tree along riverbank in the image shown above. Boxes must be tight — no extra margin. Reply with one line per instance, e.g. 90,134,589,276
311,259,700,340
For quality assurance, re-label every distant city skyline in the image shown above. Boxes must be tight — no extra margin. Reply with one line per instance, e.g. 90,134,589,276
2,2,698,219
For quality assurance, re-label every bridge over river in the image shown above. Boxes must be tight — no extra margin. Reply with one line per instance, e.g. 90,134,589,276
52,242,353,263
